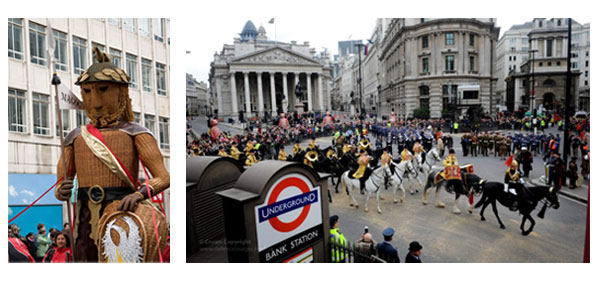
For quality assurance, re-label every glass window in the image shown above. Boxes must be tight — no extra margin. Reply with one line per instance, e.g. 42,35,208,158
442,85,449,95
53,30,68,71
469,56,476,71
159,117,169,149
546,39,553,57
422,57,429,73
29,21,46,66
142,58,153,92
463,91,479,100
8,88,27,133
55,109,70,138
572,62,578,69
585,60,588,67
144,114,155,135
521,38,528,45
420,98,429,110
445,33,454,45
153,18,164,42
109,48,122,68
134,112,140,123
8,18,24,60
32,92,50,135
469,34,475,46
445,55,454,71
108,18,121,27
124,18,136,33
419,86,429,96
451,85,458,95
139,19,151,37
156,62,167,96
76,109,88,127
126,54,138,89
508,38,516,44
422,36,428,48
73,36,87,75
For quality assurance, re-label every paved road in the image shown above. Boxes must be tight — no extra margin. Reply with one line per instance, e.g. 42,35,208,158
189,117,588,262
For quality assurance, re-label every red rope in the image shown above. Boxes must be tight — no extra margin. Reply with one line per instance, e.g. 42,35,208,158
139,158,164,263
8,176,64,224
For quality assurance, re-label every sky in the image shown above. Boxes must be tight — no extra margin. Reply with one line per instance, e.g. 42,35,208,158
184,17,590,84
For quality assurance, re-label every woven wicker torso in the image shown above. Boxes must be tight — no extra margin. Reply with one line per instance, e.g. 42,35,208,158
73,129,139,188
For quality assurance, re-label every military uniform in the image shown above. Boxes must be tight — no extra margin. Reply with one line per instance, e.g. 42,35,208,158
278,148,287,161
230,145,241,160
293,143,303,156
443,153,463,194
245,151,258,167
470,135,478,156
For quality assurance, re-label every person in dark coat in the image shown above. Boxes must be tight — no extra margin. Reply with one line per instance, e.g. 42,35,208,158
376,228,400,263
519,147,533,178
405,241,423,263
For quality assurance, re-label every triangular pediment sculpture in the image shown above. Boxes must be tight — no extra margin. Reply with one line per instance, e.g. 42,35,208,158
231,47,322,66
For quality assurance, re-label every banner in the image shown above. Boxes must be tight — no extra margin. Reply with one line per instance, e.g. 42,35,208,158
57,83,84,110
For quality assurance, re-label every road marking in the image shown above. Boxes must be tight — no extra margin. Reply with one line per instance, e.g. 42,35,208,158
558,194,587,206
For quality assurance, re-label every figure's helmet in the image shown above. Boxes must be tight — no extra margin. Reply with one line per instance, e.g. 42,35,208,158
76,46,133,128
511,160,519,169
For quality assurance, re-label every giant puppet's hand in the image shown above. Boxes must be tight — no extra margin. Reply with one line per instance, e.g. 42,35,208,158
56,178,74,201
118,193,143,212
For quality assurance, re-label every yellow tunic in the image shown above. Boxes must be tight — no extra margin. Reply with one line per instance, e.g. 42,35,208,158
218,149,229,157
401,149,413,161
245,142,254,153
381,151,391,166
442,155,461,180
308,140,316,150
293,144,303,155
230,146,241,160
342,144,351,155
352,155,370,178
278,149,287,161
505,168,520,182
245,154,258,167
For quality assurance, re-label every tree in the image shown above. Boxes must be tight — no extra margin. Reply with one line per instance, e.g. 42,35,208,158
413,107,430,119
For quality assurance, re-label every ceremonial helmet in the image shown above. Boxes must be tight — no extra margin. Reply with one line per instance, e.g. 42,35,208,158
306,150,318,162
511,160,519,169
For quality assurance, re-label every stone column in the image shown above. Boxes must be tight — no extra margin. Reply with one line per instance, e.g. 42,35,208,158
243,72,251,117
269,72,277,116
317,74,324,111
216,76,223,118
257,72,264,118
306,73,313,111
282,72,289,112
230,72,238,118
326,77,331,111
294,72,300,105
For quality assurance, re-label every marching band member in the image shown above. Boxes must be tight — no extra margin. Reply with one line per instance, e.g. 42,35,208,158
245,149,258,167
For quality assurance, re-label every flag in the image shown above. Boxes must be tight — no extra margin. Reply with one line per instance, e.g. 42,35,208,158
268,18,275,24
367,39,374,44
57,82,84,110
505,154,513,167
46,19,56,69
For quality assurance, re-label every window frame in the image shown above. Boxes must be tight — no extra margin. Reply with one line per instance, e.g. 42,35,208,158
445,55,455,71
72,36,88,75
126,53,139,89
8,18,24,60
29,21,47,66
32,92,50,136
445,32,454,46
159,117,169,150
109,48,122,69
142,58,153,93
156,62,167,96
8,88,28,133
53,29,68,71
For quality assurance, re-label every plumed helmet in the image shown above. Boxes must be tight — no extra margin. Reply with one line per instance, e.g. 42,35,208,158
75,46,130,85
511,160,519,168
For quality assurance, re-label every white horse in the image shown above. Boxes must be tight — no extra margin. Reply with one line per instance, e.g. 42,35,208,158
387,159,418,204
342,165,392,214
414,148,442,178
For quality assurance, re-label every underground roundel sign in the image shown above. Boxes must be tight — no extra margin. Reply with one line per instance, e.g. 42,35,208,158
255,173,323,261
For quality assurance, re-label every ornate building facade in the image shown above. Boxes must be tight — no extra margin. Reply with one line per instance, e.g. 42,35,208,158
209,20,332,121
379,18,499,119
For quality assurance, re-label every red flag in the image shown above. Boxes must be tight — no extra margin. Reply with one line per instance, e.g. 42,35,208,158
505,154,513,167
469,193,474,205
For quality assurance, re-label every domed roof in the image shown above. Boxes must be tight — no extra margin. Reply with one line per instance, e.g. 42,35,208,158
258,25,266,34
241,20,258,40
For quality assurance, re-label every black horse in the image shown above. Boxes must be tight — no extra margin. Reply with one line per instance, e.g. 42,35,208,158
474,181,560,235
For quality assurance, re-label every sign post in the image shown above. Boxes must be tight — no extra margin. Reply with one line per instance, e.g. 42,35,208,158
217,161,330,263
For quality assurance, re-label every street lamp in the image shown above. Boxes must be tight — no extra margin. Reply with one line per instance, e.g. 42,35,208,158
354,43,364,116
528,49,539,116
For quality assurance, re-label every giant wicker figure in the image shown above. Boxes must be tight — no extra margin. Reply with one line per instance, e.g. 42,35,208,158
55,47,170,262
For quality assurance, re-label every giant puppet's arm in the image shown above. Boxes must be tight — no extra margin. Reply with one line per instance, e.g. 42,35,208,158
135,133,170,195
55,145,77,201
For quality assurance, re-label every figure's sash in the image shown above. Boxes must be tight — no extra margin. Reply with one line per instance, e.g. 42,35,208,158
80,124,137,190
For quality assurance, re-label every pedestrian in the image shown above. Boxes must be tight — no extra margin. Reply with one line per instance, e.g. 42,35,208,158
405,241,423,263
376,228,400,263
329,215,348,262
567,157,579,189
43,231,72,263
35,223,51,262
519,147,533,178
355,232,377,263
24,232,37,260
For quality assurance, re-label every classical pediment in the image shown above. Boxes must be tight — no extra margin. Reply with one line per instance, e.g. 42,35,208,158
231,47,322,66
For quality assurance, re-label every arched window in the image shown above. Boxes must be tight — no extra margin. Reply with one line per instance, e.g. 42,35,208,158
543,79,556,87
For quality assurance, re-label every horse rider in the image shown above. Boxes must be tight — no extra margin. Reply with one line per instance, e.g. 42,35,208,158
505,160,524,211
245,149,258,167
293,141,303,156
308,137,317,150
381,148,392,167
353,149,372,194
230,142,241,160
304,150,318,168
443,149,464,195
413,141,425,159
